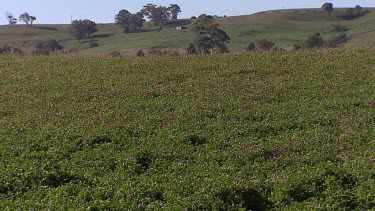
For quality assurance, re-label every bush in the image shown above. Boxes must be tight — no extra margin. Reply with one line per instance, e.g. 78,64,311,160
246,42,255,52
89,41,99,48
187,43,197,55
297,33,324,49
149,49,163,55
108,51,121,57
326,32,348,47
0,45,22,54
136,50,145,57
35,39,64,55
330,24,349,32
255,39,275,51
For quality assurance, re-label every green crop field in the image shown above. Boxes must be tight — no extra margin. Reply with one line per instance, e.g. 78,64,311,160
1,49,375,210
0,8,375,55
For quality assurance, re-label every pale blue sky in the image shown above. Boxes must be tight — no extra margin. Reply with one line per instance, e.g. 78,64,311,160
1,0,374,25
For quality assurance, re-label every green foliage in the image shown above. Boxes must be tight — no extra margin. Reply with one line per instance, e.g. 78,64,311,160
186,43,197,54
326,32,348,47
246,42,255,52
18,12,36,27
34,39,64,55
168,4,181,20
71,19,98,42
108,51,121,57
0,45,22,54
329,24,349,32
191,14,230,54
321,3,333,16
255,39,275,51
136,50,145,57
141,4,171,28
115,10,145,33
1,49,375,210
341,5,367,20
89,41,99,48
296,32,324,49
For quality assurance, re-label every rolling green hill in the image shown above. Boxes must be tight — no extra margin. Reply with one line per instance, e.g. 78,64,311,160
1,8,375,54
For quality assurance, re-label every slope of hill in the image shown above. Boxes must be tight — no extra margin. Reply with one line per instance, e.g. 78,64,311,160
0,8,374,54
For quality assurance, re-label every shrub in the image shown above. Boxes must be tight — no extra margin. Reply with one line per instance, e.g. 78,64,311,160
35,39,64,55
330,24,349,32
89,41,99,48
149,49,163,55
187,43,197,55
298,33,324,49
255,39,275,51
0,45,22,54
246,42,255,52
326,32,348,47
108,51,122,57
136,50,145,57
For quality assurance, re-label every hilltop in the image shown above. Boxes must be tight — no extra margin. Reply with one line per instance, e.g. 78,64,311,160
0,7,375,54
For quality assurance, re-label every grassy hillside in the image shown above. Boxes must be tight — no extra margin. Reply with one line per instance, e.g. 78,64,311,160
1,49,375,209
0,8,375,54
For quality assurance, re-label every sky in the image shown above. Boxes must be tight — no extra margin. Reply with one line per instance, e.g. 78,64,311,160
1,0,374,25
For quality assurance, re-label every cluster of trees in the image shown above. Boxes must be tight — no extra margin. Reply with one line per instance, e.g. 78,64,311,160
115,10,145,33
343,5,366,20
187,14,230,54
115,4,181,32
71,19,98,42
6,12,36,26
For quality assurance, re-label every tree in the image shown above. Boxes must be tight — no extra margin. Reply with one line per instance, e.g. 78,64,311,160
321,3,333,16
190,14,230,54
35,40,64,55
115,10,145,33
6,12,17,25
19,12,35,27
71,19,98,42
168,4,181,20
141,4,170,28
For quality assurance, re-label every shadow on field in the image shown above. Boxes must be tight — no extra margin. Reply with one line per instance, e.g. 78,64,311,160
34,26,58,31
90,33,114,39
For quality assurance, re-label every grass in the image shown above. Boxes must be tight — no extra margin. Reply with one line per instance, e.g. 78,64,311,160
1,49,375,209
0,8,374,54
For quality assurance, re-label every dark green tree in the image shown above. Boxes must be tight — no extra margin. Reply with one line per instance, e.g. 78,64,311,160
168,4,181,20
190,14,230,54
71,19,98,42
321,3,333,16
